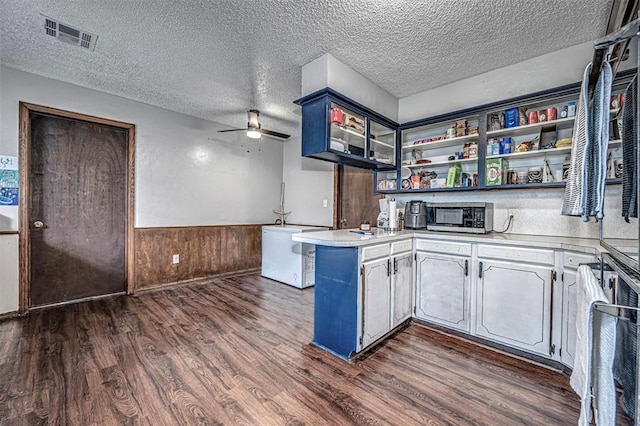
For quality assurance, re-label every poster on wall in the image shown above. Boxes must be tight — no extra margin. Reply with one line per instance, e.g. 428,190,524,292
0,155,18,206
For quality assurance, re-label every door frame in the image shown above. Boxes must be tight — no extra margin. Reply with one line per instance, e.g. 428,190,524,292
18,102,136,313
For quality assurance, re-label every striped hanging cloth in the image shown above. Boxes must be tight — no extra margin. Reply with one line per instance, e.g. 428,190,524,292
562,61,612,221
621,76,637,221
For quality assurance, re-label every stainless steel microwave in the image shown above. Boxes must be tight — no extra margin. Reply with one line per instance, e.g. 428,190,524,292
426,202,493,234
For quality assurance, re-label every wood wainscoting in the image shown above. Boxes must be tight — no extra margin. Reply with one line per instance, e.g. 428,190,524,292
134,225,262,291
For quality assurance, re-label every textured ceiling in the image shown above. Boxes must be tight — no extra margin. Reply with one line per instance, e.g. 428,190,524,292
0,0,613,137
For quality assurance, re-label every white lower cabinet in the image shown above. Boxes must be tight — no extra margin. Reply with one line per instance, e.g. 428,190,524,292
391,252,413,328
359,239,413,351
560,252,598,368
415,251,471,333
361,257,391,348
475,258,555,357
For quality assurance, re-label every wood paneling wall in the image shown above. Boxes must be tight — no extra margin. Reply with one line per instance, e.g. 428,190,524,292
134,225,262,291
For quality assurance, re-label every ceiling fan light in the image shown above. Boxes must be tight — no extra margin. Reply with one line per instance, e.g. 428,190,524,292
246,129,261,139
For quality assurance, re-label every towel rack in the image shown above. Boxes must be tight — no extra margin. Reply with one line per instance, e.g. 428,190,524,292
593,303,640,320
588,3,640,102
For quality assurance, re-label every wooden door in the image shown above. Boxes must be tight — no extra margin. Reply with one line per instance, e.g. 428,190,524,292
335,165,382,229
475,259,552,356
29,113,127,307
361,257,391,348
415,252,471,332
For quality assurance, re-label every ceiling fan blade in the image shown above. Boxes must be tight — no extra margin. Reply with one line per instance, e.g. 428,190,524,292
217,128,246,133
259,128,291,140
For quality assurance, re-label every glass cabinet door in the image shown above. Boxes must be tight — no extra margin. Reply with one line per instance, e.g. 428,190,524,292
329,102,366,158
369,120,396,167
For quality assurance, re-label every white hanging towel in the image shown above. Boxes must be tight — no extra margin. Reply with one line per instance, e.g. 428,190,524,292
562,62,612,221
570,265,616,425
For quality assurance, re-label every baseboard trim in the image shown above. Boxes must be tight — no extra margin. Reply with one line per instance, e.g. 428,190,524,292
30,292,127,312
134,267,261,294
411,319,569,374
0,310,21,321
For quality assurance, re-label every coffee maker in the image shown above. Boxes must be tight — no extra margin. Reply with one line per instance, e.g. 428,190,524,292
405,200,427,229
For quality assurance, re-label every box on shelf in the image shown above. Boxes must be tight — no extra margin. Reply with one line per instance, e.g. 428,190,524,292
505,108,519,128
486,158,507,186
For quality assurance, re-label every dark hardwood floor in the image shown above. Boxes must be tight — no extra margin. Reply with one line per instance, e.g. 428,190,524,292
0,274,632,425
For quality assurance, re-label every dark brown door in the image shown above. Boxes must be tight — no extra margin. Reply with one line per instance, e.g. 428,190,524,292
335,165,383,229
30,113,127,307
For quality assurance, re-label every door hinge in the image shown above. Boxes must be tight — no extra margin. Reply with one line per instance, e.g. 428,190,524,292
359,336,363,345
551,270,557,281
549,343,556,355
360,265,364,276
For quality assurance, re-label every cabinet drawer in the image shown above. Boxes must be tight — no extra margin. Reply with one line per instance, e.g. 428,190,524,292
477,244,554,265
415,239,471,256
391,239,413,254
564,252,598,269
361,243,390,262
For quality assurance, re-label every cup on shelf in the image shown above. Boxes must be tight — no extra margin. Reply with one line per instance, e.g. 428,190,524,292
411,175,421,189
538,109,547,122
527,167,543,183
546,107,557,121
516,171,529,184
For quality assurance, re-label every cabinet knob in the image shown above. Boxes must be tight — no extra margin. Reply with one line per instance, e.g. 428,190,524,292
33,220,44,229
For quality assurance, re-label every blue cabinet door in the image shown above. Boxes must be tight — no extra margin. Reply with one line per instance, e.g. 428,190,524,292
313,245,359,360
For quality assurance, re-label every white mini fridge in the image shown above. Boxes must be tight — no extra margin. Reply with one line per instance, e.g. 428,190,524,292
261,225,327,288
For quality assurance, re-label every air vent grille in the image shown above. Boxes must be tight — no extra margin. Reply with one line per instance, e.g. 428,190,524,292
41,14,97,51
45,19,56,36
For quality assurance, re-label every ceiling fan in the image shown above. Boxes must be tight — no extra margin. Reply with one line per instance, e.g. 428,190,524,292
218,109,290,140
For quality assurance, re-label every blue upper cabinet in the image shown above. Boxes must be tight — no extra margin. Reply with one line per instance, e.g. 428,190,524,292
294,88,399,170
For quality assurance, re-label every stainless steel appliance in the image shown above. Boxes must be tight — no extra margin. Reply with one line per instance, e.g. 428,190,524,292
405,200,427,229
426,202,493,234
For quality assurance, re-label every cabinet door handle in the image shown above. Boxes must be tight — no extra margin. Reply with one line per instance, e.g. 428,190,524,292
549,270,555,356
464,259,468,276
387,259,391,277
393,258,398,274
478,261,483,279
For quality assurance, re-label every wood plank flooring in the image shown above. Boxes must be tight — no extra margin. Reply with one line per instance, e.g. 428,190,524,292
0,274,632,425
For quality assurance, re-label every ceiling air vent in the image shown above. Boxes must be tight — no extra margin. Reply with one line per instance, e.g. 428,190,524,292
41,14,97,51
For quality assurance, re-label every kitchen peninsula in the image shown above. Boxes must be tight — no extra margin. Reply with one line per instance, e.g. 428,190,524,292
292,228,606,367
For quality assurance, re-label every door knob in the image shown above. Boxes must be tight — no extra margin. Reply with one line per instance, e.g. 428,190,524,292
33,220,44,229
340,218,347,228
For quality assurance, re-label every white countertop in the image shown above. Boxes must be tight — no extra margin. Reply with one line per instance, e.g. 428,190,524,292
291,228,603,254
263,224,328,233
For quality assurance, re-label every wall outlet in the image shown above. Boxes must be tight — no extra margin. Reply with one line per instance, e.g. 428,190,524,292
172,254,179,264
322,199,328,208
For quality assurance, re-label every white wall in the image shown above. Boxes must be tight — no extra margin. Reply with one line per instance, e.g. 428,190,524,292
282,136,334,227
393,186,637,240
0,66,285,229
301,53,399,120
0,235,18,314
0,65,289,313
